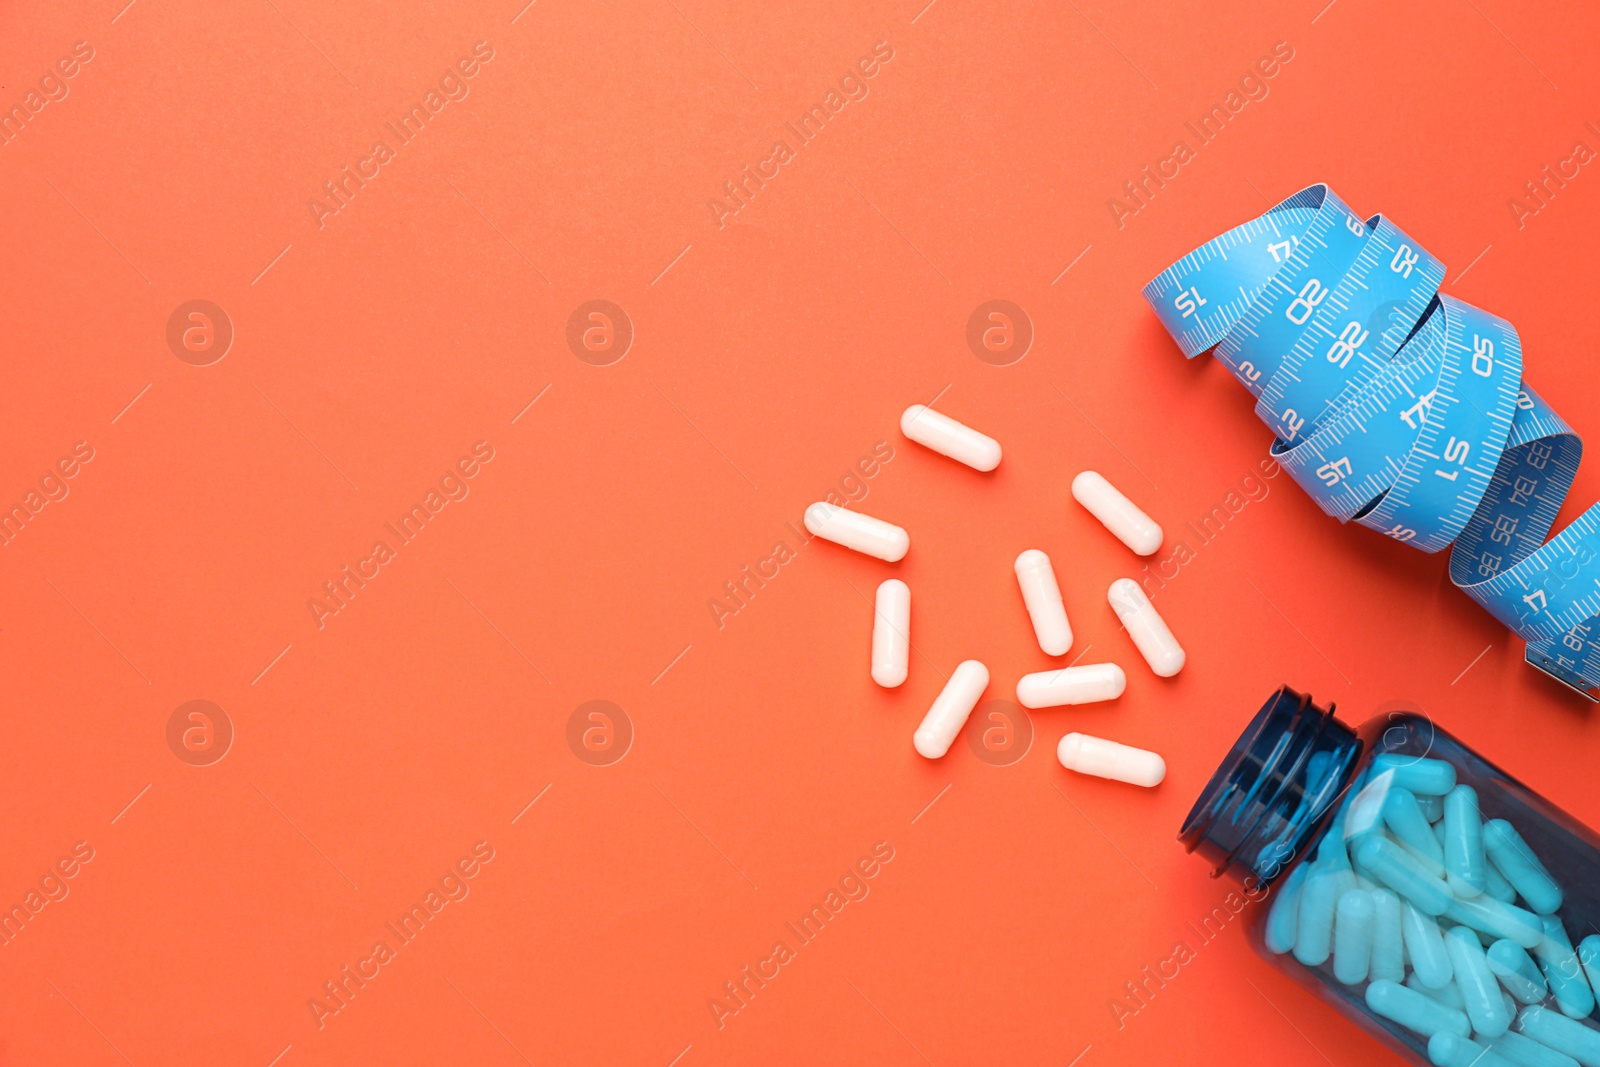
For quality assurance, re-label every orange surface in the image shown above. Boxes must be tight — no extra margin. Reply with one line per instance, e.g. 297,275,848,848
3,0,1600,1063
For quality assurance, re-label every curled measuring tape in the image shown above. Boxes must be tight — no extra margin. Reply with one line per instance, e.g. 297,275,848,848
1143,183,1600,699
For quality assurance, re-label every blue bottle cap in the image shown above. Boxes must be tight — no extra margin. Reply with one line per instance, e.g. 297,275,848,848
1179,686,1361,884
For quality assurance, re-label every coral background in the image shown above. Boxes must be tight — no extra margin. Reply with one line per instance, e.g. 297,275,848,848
1,0,1598,1063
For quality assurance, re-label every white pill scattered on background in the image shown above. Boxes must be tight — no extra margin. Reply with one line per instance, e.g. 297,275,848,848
1072,470,1163,556
913,660,989,759
1016,663,1125,708
803,502,909,562
1057,733,1165,787
899,405,1002,472
1014,549,1073,655
871,579,910,688
1108,578,1185,677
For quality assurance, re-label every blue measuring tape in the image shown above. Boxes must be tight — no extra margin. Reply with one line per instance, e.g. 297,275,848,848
1143,183,1600,700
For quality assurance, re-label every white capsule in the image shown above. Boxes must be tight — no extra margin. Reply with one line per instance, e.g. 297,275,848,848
1057,733,1165,787
1107,578,1185,677
1016,664,1125,708
870,579,910,688
1072,470,1163,556
1014,549,1073,655
803,502,909,562
900,405,1001,471
913,660,989,759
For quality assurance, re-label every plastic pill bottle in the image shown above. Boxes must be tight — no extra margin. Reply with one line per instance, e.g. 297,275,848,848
1180,686,1600,1067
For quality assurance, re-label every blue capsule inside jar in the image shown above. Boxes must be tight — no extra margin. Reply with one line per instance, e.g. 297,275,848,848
1181,687,1600,1067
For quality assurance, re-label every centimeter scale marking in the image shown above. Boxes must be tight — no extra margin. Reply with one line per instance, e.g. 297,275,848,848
1142,183,1600,699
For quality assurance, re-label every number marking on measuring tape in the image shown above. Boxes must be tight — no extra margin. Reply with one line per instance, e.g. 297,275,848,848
1143,183,1600,699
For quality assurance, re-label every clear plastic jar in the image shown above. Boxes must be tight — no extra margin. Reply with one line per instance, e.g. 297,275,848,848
1180,687,1600,1067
